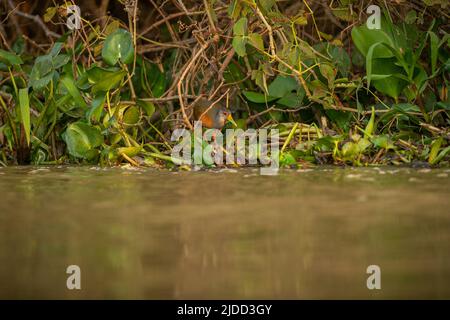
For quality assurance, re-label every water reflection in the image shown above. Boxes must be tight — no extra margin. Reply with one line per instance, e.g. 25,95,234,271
0,166,449,299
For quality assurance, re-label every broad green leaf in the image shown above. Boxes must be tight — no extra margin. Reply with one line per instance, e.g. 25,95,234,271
50,42,63,57
102,28,135,66
277,92,305,109
63,122,103,160
268,75,299,98
329,46,351,77
319,63,336,85
371,135,394,150
351,24,394,59
151,72,166,97
233,17,247,36
370,58,408,99
52,54,70,69
29,55,53,90
123,106,140,125
137,100,155,117
232,17,248,57
86,65,120,83
30,72,54,91
91,70,127,93
243,91,278,103
232,36,247,57
392,103,421,113
87,94,106,123
280,152,296,166
248,33,264,51
61,75,88,109
0,49,23,66
18,88,31,146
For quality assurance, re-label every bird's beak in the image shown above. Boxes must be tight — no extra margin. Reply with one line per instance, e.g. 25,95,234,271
227,113,237,127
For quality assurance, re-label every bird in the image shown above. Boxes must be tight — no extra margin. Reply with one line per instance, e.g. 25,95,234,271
193,98,237,129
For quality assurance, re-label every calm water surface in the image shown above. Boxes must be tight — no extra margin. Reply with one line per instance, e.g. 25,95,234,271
0,166,449,299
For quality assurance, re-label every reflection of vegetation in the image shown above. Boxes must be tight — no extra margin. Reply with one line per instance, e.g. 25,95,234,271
0,1,448,167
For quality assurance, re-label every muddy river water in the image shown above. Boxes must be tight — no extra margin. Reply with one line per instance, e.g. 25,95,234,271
0,166,449,299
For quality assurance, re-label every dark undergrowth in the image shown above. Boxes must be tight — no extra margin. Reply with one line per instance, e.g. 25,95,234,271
0,0,449,168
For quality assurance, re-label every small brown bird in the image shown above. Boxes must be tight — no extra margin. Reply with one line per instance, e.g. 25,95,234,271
193,98,237,129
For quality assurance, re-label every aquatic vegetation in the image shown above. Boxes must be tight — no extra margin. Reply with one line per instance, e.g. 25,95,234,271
0,0,448,168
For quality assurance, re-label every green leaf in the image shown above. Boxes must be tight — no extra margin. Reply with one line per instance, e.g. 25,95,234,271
328,46,351,77
232,36,247,57
49,42,63,57
0,49,23,66
243,91,278,103
29,55,53,90
63,122,103,160
43,7,57,22
61,75,88,109
102,28,135,66
268,75,299,98
12,36,25,55
319,63,336,85
432,146,450,165
52,54,70,69
342,141,358,157
87,94,106,124
370,58,408,99
233,17,247,36
86,65,120,83
364,107,375,138
371,134,394,150
137,100,155,117
280,152,296,166
366,42,383,88
259,0,276,11
123,106,140,125
293,15,308,25
351,24,394,59
248,33,264,51
277,91,305,108
91,70,127,94
151,72,166,98
429,137,443,164
118,146,142,158
405,10,417,24
429,31,439,74
232,17,248,57
18,88,31,146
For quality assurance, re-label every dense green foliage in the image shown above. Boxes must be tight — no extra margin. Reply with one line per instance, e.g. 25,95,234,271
0,0,449,167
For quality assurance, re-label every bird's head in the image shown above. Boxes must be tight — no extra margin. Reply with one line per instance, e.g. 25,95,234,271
216,107,237,128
